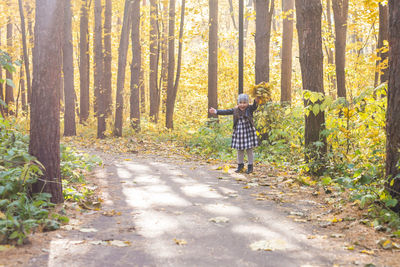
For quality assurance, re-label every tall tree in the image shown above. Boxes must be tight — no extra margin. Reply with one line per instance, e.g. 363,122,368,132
5,17,14,115
165,0,176,127
296,0,327,161
94,0,106,138
79,0,90,123
29,0,64,204
18,0,32,111
375,2,389,86
385,0,400,208
207,0,218,119
130,0,141,130
63,0,76,136
280,0,294,105
160,0,169,114
114,0,133,137
325,0,336,97
104,0,112,115
332,0,349,99
255,0,274,84
149,0,160,122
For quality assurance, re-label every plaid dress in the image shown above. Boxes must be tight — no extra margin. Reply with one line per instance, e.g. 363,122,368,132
231,116,258,150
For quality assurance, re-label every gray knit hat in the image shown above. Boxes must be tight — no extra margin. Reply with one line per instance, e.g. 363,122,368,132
237,94,249,103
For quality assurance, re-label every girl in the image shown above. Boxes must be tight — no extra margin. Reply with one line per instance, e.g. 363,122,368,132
209,94,260,173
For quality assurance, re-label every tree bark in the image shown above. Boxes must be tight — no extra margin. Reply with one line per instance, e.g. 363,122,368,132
255,0,274,84
130,0,141,130
79,0,90,123
280,0,294,105
30,0,64,204
149,0,160,122
160,0,169,114
207,0,218,120
26,2,34,104
165,0,176,128
332,0,348,99
104,0,112,115
5,18,14,116
295,0,327,161
63,0,76,136
18,0,32,111
228,0,237,30
20,55,27,112
94,0,106,138
114,0,133,137
325,0,336,98
0,29,3,117
386,0,400,208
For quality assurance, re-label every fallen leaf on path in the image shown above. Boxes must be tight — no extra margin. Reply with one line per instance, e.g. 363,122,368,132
209,217,230,223
0,245,14,252
108,240,131,247
79,228,98,233
223,165,230,173
346,246,354,250
173,238,187,245
102,210,122,216
360,250,374,255
89,240,108,246
250,239,287,251
330,233,345,238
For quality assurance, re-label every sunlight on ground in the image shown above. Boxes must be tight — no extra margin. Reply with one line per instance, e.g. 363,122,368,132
180,184,224,199
202,203,244,216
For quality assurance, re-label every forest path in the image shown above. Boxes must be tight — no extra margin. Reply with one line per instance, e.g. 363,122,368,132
27,150,376,267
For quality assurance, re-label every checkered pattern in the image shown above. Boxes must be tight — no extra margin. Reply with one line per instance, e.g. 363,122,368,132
231,117,258,150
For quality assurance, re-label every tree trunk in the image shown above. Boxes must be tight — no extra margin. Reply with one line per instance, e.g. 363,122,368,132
114,0,133,137
207,0,218,120
104,0,112,115
79,0,90,123
228,0,237,30
169,0,185,124
239,0,244,93
94,0,106,138
295,0,327,161
18,0,32,112
165,0,176,128
63,0,76,136
280,0,294,105
140,8,146,114
5,18,14,116
29,0,64,204
332,0,348,99
149,0,160,122
130,0,141,130
243,0,253,48
385,0,400,208
325,0,336,98
376,3,389,85
160,0,169,114
20,57,27,112
255,0,274,84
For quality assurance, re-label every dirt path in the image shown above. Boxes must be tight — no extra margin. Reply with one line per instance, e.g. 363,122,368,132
11,151,383,266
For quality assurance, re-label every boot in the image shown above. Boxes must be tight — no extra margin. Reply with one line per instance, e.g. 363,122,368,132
246,164,253,174
235,163,244,173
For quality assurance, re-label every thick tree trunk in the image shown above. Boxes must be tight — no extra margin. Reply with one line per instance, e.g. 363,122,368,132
79,0,90,123
332,0,348,99
295,0,327,161
377,3,389,85
29,0,64,204
104,0,112,115
165,0,176,128
130,0,141,130
94,0,106,138
386,0,400,208
255,0,274,84
63,0,76,136
207,0,218,120
149,0,160,122
280,0,294,105
5,19,14,115
114,0,133,137
18,0,31,111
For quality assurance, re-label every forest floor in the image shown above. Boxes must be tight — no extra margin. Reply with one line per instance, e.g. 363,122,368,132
1,137,400,266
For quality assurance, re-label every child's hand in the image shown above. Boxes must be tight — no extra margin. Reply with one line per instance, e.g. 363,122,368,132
209,107,217,114
255,96,261,104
